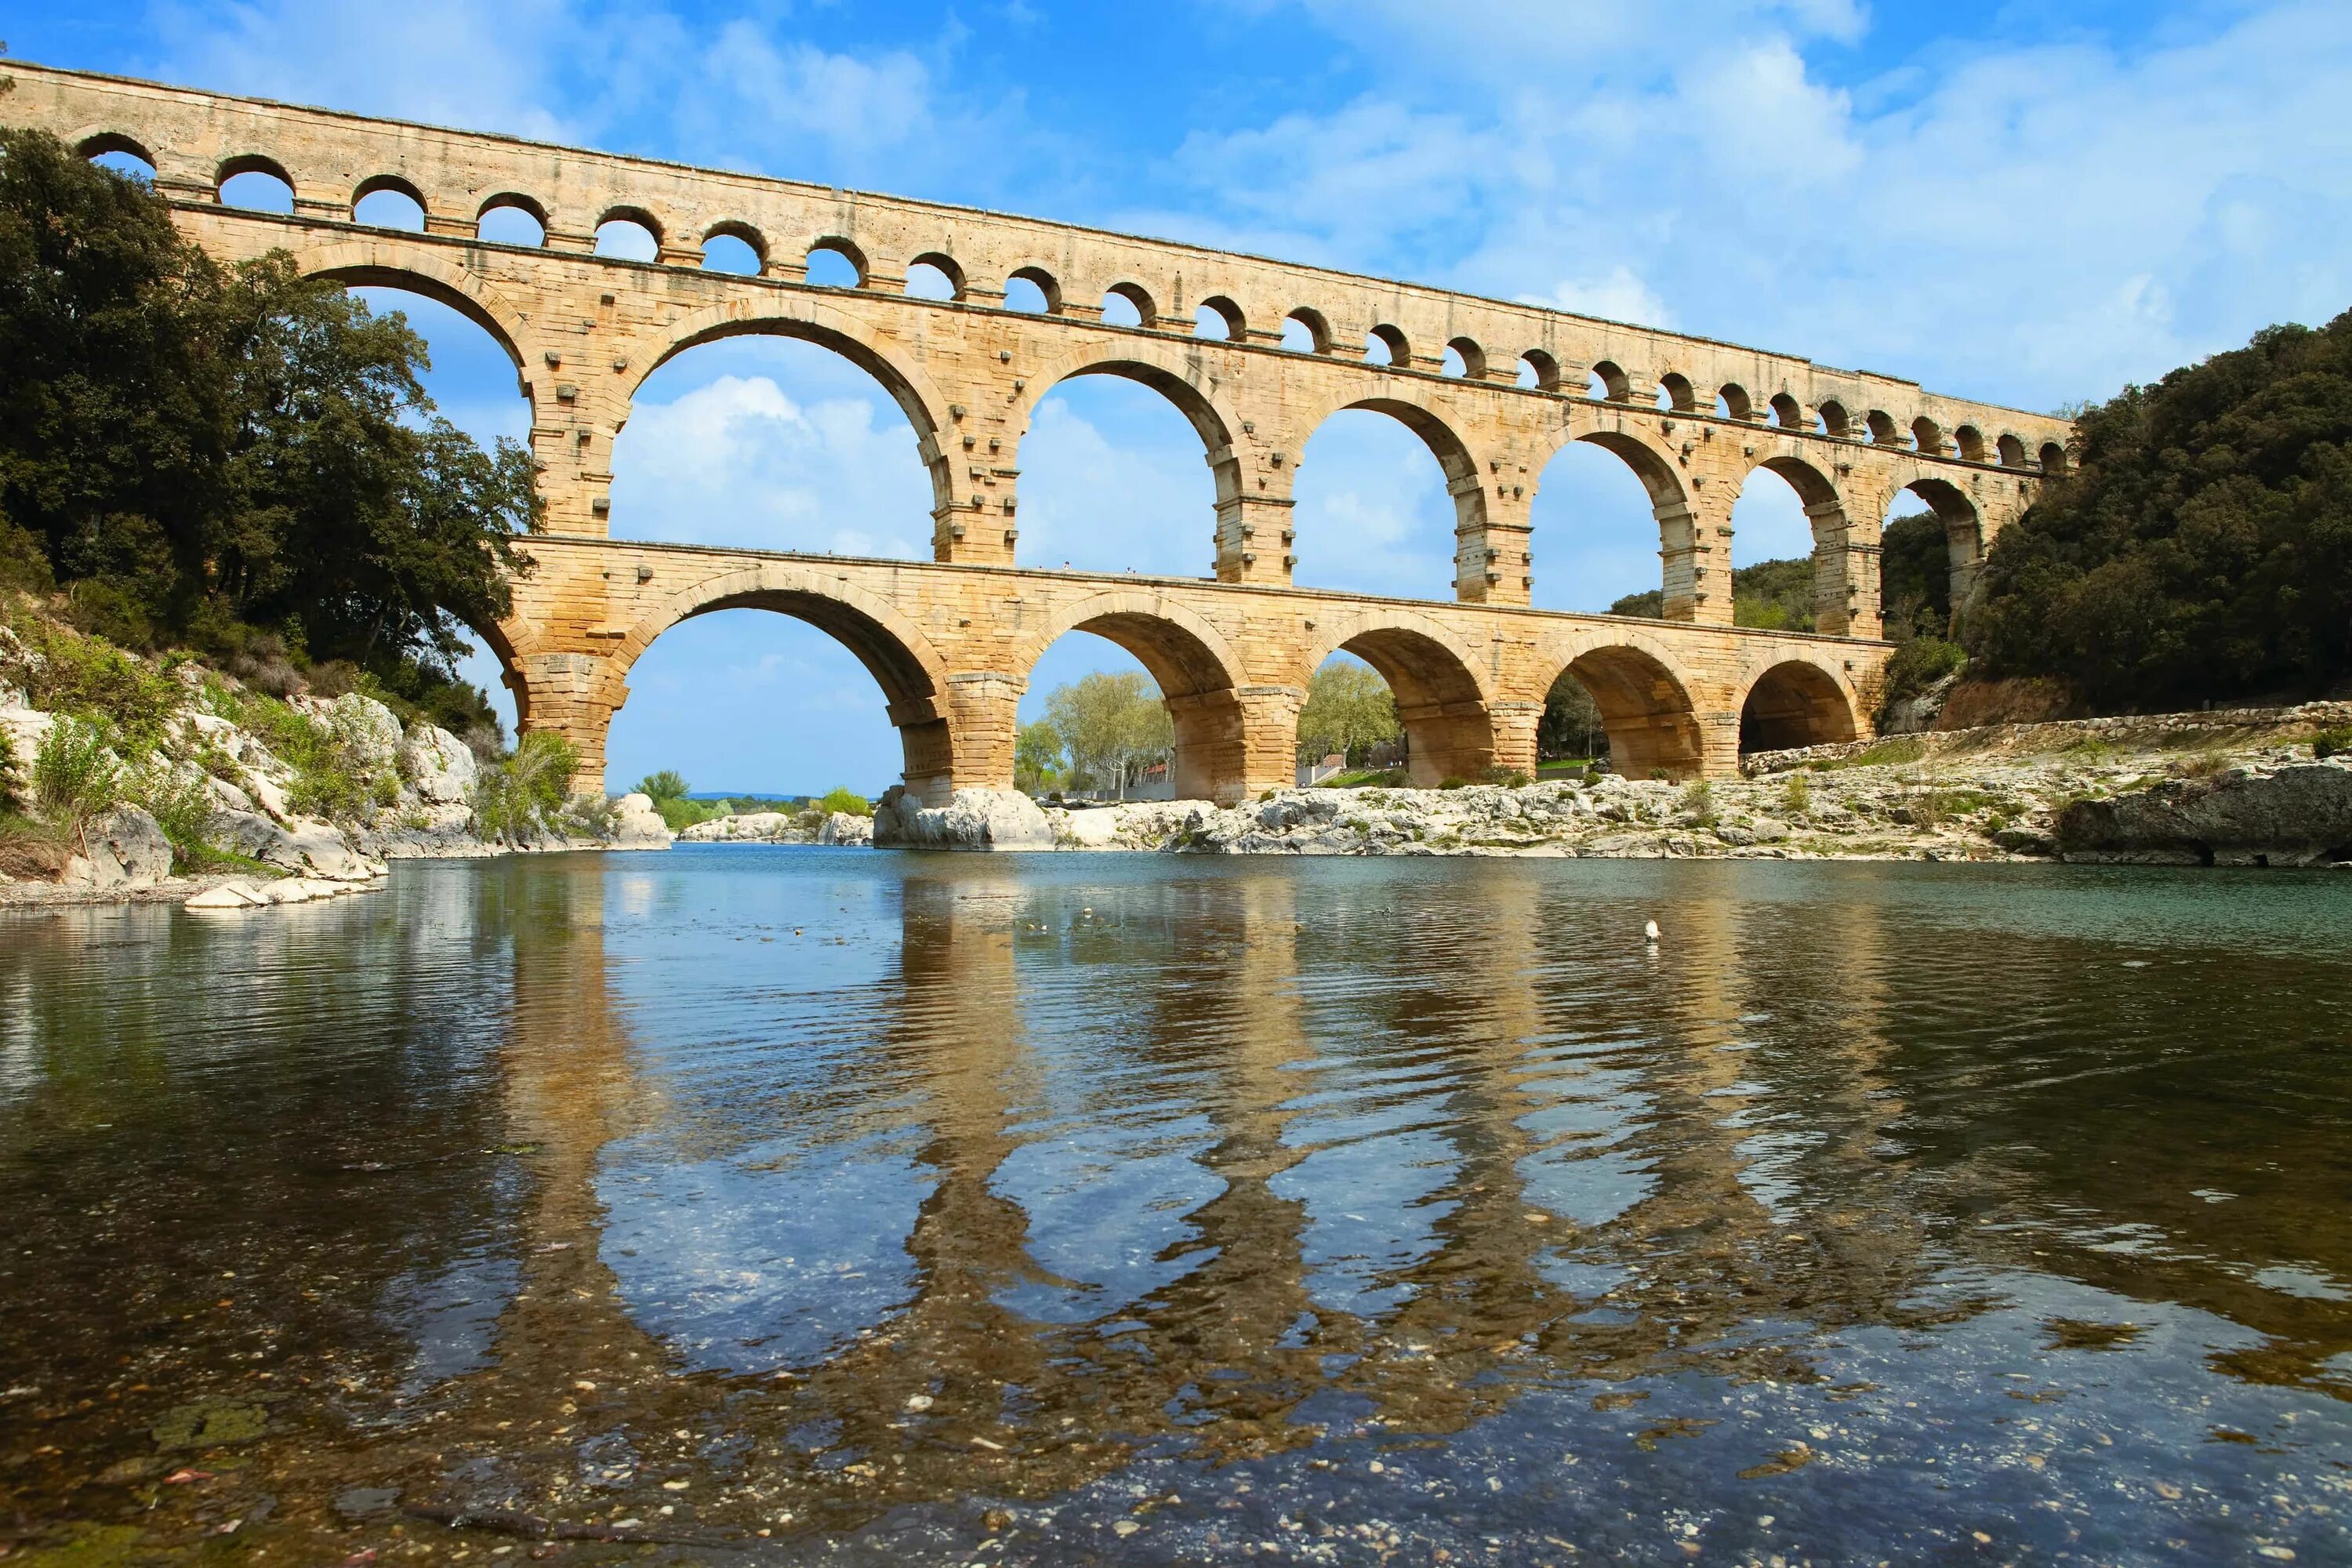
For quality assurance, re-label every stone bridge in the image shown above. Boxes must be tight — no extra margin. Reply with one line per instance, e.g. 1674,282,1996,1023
5,63,2076,797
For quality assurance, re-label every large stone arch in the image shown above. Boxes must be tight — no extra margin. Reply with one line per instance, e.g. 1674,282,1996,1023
641,296,964,532
1534,630,1708,781
289,238,542,373
1736,445,1874,637
1303,606,1497,786
1292,389,1491,600
1530,414,1710,619
1869,462,1987,618
1735,653,1863,756
1012,590,1252,802
597,562,958,798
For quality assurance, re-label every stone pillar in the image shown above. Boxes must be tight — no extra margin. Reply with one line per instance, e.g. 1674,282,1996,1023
1165,689,1250,803
1657,494,1733,626
512,650,619,794
932,423,1019,567
1694,707,1743,781
524,335,632,539
1213,447,1295,586
1809,499,1882,639
1488,700,1544,779
941,672,1022,802
1235,685,1305,800
1397,699,1496,786
1454,476,1532,607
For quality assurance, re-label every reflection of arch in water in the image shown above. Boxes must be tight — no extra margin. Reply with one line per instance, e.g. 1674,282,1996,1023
1012,592,1250,803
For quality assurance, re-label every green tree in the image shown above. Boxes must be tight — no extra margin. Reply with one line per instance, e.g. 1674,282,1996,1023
1014,719,1063,793
0,130,537,695
1612,559,1814,629
635,769,689,805
1879,511,1954,640
1967,314,2352,709
1045,670,1171,797
1537,670,1607,761
814,786,871,818
1296,659,1401,766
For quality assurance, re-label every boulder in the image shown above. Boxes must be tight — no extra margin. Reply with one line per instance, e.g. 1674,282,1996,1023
872,786,1054,851
401,725,477,805
183,884,254,911
607,792,676,849
680,811,798,842
328,694,403,773
0,707,53,796
61,807,176,890
213,808,368,878
2056,761,2352,866
817,811,874,846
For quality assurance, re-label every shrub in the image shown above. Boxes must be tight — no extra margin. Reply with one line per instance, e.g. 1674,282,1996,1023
1438,776,1469,790
1479,766,1531,787
1782,772,1811,814
815,786,872,818
216,689,372,821
471,730,578,843
1878,636,1967,715
2314,726,2352,760
21,622,182,751
0,727,13,814
1675,779,1717,826
561,793,619,840
130,768,223,871
34,717,123,844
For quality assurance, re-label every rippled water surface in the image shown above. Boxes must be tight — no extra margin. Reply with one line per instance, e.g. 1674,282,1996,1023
4,850,2350,1565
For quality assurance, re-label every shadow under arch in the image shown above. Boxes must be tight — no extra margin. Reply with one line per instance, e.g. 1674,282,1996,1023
641,303,961,537
1305,608,1495,785
599,563,957,799
1540,638,1706,781
1013,591,1250,803
1738,657,1860,755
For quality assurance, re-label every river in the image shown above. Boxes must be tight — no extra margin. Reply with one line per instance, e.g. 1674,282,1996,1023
2,849,2348,1564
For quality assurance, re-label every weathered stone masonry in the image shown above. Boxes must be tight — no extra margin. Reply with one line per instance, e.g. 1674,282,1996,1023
6,64,2075,800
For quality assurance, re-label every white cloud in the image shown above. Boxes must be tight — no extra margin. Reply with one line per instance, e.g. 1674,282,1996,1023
1526,267,1675,330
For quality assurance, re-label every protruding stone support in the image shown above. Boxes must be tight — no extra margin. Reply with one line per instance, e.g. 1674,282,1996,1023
527,373,627,539
1809,499,1882,639
1396,699,1497,786
930,423,1018,567
512,650,619,793
1235,685,1305,801
1454,474,1532,607
1213,445,1295,585
1488,700,1544,779
1657,498,1733,626
942,672,1022,803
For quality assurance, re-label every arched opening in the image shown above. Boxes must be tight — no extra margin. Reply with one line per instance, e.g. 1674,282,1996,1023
905,254,963,301
476,195,545,247
1817,400,1852,439
353,176,426,230
1718,385,1752,422
804,238,865,289
1769,393,1802,430
701,223,765,276
1911,416,1944,456
1193,296,1244,341
1527,434,1682,615
1658,373,1698,413
1016,364,1225,576
1321,626,1493,786
1290,403,1475,600
1004,267,1058,314
1867,409,1902,446
80,134,156,182
1546,646,1705,780
1880,477,1982,634
333,280,535,743
216,156,294,213
1296,652,1403,781
1739,662,1857,755
1281,308,1330,354
1518,350,1561,391
1727,462,1820,628
595,212,661,262
1366,324,1409,368
2038,441,2071,476
612,334,937,556
1997,433,2027,467
1588,361,1630,401
1953,423,1986,463
1020,615,1244,802
1444,338,1484,379
611,590,949,801
1099,282,1154,328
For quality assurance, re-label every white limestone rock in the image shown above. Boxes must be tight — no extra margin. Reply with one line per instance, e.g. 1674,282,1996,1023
681,811,800,842
817,811,874,846
608,792,677,849
328,693,403,773
400,725,477,805
60,807,176,890
872,786,1054,851
183,884,254,910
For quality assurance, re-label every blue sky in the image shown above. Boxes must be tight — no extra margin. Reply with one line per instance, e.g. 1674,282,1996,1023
14,0,2352,794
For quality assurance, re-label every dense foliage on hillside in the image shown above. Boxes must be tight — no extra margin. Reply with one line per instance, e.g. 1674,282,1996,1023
1606,556,1817,630
0,129,537,734
1965,313,2352,709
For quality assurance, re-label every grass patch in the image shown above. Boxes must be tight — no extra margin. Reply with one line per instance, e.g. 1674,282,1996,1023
2314,725,2352,760
1819,736,1929,771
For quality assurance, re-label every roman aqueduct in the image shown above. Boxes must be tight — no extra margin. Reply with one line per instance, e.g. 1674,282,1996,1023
5,64,2075,800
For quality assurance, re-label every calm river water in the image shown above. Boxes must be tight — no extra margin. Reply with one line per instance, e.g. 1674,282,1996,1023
2,850,2349,1565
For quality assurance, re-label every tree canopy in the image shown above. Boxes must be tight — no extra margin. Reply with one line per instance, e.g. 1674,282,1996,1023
1607,557,1815,630
0,129,539,718
1045,670,1171,795
1296,659,1400,764
1965,313,2352,709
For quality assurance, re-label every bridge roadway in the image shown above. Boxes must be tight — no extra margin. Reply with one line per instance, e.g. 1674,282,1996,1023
506,535,1875,797
2,64,2081,793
